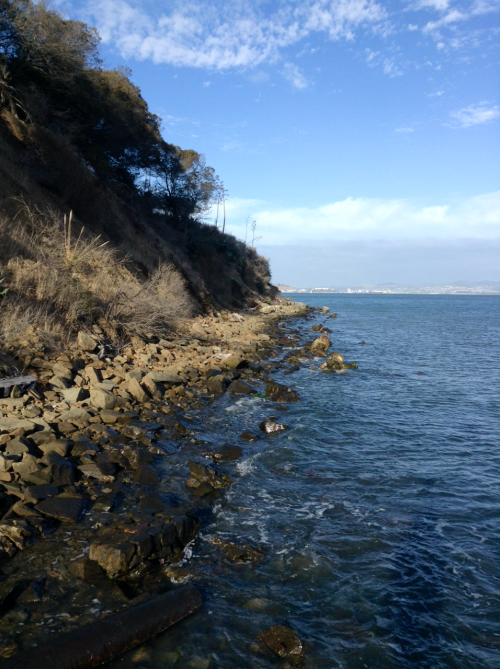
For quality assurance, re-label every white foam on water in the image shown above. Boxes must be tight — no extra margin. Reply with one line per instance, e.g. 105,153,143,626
236,453,260,476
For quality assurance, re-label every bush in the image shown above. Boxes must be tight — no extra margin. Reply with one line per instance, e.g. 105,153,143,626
0,205,194,351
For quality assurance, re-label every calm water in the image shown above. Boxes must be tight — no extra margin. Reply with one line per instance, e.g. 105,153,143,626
115,295,500,669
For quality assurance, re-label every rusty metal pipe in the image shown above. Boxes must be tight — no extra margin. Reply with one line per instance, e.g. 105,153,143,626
4,584,202,669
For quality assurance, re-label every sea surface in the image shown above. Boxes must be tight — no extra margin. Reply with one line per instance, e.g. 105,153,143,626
113,294,500,669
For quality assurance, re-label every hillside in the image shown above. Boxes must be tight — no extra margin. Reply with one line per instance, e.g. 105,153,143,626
0,0,276,367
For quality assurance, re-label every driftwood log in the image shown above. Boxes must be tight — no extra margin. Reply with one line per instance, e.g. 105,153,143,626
0,376,37,397
4,584,202,669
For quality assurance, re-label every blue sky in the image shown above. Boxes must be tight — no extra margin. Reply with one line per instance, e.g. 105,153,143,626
61,0,499,286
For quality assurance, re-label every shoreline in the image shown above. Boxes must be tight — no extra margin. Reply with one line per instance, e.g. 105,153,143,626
0,298,314,663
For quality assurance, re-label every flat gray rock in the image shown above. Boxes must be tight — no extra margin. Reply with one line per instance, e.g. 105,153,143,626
36,497,86,522
0,417,35,434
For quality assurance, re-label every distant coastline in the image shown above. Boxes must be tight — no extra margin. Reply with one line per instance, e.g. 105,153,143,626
276,283,500,296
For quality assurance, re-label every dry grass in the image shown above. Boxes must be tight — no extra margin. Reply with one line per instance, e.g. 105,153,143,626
0,205,194,353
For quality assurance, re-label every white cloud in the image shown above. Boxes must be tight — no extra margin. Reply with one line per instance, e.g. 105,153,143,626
422,0,498,36
395,126,415,132
217,192,500,244
417,0,450,11
449,103,500,127
82,0,387,70
283,63,308,89
203,81,211,87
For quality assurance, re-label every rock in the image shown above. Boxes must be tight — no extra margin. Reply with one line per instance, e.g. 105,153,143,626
133,465,159,486
57,421,78,435
85,365,102,386
0,520,33,550
61,387,87,404
52,363,73,381
329,313,337,318
329,351,344,364
78,462,116,481
143,370,180,386
125,448,153,469
36,496,86,522
4,437,33,456
206,375,227,394
11,501,42,518
128,378,149,403
68,557,105,581
12,454,42,479
0,454,20,472
40,451,71,466
192,481,214,497
59,408,92,422
322,306,330,313
125,369,144,382
23,483,58,504
202,445,243,462
259,420,287,434
93,490,123,512
78,331,97,351
38,439,72,457
50,375,70,389
100,409,119,424
265,381,299,403
240,432,260,442
141,375,158,395
89,388,116,410
140,493,166,512
0,418,35,434
188,460,232,489
211,537,263,563
310,334,331,351
191,322,208,340
227,379,256,395
222,356,247,370
89,541,137,579
172,515,198,546
259,625,304,666
22,405,42,418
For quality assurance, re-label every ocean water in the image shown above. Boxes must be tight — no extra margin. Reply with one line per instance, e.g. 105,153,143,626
114,295,500,669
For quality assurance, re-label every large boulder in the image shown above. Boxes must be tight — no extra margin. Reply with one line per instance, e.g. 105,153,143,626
227,380,256,395
128,378,149,403
77,331,97,351
89,388,116,410
310,335,331,351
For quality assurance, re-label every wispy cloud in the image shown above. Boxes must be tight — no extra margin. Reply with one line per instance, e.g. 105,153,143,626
283,63,308,89
449,103,500,127
82,0,387,70
218,192,500,243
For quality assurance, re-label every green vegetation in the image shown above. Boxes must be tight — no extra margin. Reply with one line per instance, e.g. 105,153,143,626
0,0,217,212
0,0,276,354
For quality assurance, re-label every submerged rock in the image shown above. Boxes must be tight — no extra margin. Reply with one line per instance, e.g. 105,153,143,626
259,625,304,666
211,537,263,563
187,460,232,490
265,381,299,403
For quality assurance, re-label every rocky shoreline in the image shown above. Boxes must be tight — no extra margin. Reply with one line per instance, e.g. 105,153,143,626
0,298,357,667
